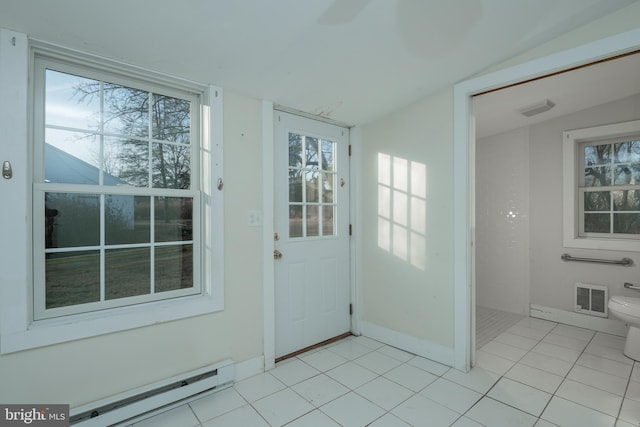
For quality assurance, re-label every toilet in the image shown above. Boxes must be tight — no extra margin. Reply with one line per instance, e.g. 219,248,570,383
608,295,640,361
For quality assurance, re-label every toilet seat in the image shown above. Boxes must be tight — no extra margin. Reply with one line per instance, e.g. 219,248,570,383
609,295,640,319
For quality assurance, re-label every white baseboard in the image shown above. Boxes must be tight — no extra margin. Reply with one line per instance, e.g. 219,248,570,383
530,304,627,337
234,355,265,381
359,321,454,367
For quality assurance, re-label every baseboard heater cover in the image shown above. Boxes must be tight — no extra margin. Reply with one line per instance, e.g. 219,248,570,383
575,283,608,318
69,359,234,426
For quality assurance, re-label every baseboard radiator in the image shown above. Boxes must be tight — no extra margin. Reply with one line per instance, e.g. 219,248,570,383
69,359,234,426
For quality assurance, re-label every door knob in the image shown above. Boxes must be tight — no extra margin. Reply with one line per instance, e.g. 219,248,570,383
274,250,283,260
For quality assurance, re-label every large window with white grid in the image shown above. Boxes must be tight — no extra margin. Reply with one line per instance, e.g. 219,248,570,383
563,120,640,251
31,49,218,321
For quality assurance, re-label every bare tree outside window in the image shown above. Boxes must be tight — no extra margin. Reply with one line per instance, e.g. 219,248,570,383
582,140,640,235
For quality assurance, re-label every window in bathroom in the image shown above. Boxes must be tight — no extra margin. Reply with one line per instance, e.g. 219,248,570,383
563,120,640,251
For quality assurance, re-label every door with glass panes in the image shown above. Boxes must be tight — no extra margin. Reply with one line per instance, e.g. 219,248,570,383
274,111,350,358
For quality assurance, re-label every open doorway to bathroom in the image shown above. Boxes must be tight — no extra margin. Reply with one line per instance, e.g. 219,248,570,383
472,51,640,350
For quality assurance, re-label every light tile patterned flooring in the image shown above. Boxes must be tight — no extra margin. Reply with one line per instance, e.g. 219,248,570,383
129,315,640,427
476,306,525,349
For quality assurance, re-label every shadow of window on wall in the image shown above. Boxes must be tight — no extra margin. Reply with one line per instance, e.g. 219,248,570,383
377,153,427,271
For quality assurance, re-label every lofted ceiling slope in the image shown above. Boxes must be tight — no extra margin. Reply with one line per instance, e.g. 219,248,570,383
0,0,637,126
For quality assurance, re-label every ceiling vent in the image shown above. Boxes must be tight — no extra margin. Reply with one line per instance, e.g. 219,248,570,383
518,99,555,117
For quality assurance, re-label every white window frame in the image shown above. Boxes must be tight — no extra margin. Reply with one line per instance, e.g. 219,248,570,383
563,119,640,252
0,33,224,354
33,58,204,319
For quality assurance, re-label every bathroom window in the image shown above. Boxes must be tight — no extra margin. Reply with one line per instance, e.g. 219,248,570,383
563,120,640,251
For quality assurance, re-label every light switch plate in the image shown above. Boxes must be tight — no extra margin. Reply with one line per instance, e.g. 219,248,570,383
247,210,263,226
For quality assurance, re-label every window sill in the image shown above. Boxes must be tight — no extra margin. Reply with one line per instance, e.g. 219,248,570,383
0,294,223,354
563,235,640,253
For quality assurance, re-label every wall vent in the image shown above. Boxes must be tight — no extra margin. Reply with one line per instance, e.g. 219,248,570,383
575,283,608,318
70,359,234,426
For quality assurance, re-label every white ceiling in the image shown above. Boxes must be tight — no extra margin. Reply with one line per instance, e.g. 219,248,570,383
475,52,640,138
0,0,638,126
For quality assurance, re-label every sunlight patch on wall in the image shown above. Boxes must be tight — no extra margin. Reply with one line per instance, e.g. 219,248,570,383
377,153,427,270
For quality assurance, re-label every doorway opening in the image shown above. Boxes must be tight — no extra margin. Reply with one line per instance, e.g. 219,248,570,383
453,30,640,371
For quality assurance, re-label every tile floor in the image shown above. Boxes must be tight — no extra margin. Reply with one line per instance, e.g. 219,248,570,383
476,306,525,349
129,317,640,427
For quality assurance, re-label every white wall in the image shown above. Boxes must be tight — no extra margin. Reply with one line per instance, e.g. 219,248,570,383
530,94,640,311
358,89,455,363
356,2,640,367
476,128,530,315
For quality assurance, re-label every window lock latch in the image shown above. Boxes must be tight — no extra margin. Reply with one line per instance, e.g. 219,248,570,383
2,161,12,179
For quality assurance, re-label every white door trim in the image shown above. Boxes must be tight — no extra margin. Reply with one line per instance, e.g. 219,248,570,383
262,101,276,370
453,28,640,372
262,104,357,369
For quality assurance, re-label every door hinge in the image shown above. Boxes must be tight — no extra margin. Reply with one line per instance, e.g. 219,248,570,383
349,304,353,315
348,144,352,156
349,224,352,236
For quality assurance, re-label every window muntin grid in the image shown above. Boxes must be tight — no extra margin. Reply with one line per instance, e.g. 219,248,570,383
288,132,337,239
579,138,640,237
34,59,201,319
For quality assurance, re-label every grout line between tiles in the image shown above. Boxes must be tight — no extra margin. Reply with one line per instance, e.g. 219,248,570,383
139,314,637,427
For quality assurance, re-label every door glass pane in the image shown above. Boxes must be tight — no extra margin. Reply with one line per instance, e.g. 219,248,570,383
306,205,319,237
305,172,319,203
305,137,319,167
323,206,335,236
321,140,334,171
105,247,150,299
46,251,100,308
322,173,335,203
289,133,303,167
289,172,303,203
289,205,303,238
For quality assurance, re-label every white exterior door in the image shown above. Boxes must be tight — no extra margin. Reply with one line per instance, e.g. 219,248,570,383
274,111,351,358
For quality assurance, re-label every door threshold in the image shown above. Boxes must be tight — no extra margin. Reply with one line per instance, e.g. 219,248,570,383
275,332,352,363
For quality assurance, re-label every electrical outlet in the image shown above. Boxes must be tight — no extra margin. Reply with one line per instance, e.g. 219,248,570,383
247,210,263,226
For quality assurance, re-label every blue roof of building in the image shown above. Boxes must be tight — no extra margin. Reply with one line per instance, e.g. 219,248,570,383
45,143,130,186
